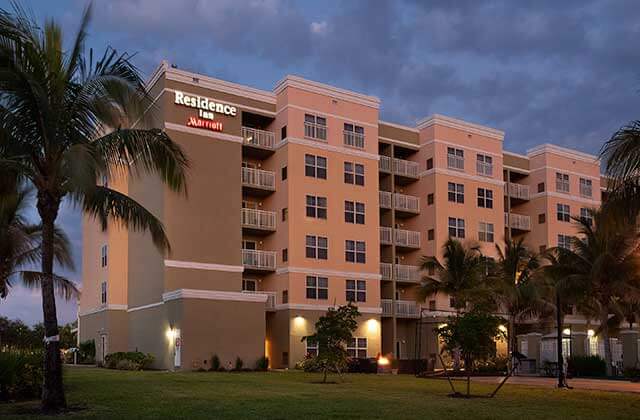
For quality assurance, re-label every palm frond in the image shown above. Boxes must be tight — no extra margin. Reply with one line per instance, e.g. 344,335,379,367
19,270,79,300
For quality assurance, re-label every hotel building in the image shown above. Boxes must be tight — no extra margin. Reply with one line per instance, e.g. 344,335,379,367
79,61,638,371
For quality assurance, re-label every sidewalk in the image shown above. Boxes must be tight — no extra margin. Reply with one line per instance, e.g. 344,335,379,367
471,376,640,394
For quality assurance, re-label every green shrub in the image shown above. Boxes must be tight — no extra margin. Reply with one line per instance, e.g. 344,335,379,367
0,349,43,401
78,339,95,364
104,352,154,370
234,357,244,371
623,367,640,381
476,356,509,374
568,355,606,377
210,354,221,371
255,356,269,371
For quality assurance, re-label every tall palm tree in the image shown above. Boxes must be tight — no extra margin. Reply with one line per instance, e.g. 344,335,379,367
0,5,188,411
490,238,541,369
0,184,77,300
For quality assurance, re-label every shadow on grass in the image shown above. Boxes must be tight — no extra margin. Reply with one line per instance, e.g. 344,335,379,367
0,401,89,417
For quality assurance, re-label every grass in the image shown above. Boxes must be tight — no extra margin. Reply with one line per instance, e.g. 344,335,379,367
1,367,639,419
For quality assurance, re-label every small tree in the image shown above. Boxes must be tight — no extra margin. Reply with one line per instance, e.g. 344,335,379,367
437,310,506,397
302,304,360,383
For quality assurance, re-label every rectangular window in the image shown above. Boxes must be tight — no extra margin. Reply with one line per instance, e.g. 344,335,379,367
478,222,494,242
580,208,593,226
305,235,328,260
448,218,465,238
476,154,493,176
427,193,434,205
556,172,570,193
447,147,464,170
282,208,288,222
344,201,365,224
304,114,327,140
347,337,367,359
343,123,365,148
427,229,434,241
345,240,366,263
558,234,572,249
100,281,107,304
281,166,287,181
281,125,287,140
346,279,366,303
426,158,433,170
557,203,570,222
538,182,545,193
306,195,327,219
448,182,464,203
477,188,493,208
306,337,318,357
242,279,257,292
538,213,546,224
100,245,108,268
344,162,365,186
306,276,328,300
580,178,592,197
305,154,327,179
282,248,288,262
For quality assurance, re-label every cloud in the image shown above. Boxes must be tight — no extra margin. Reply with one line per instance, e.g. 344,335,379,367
310,21,327,35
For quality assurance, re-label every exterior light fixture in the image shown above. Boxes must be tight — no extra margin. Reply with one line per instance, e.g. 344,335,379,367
563,328,571,335
587,329,595,337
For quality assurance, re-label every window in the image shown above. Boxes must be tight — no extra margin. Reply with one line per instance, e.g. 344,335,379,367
305,154,327,179
344,162,365,186
477,188,493,208
476,154,493,176
580,178,592,197
556,172,570,193
281,125,287,140
282,290,288,304
306,337,318,357
306,195,327,219
557,203,570,222
242,279,257,292
343,123,365,148
281,166,287,181
426,158,433,170
427,229,434,241
447,147,464,170
347,337,367,359
344,201,365,224
306,276,328,300
282,208,288,222
305,235,328,259
100,281,107,304
448,218,465,238
346,279,366,302
580,208,593,226
478,222,494,242
345,240,366,263
538,213,546,224
427,193,434,205
558,234,572,249
282,248,288,262
304,114,327,140
242,240,256,250
537,182,545,193
100,245,108,267
448,182,464,203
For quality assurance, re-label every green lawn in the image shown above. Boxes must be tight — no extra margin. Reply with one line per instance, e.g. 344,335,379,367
1,368,639,419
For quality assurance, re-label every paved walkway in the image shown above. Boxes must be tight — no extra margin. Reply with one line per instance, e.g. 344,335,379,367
470,376,640,394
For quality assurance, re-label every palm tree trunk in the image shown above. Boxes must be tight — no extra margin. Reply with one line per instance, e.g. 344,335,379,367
556,292,565,388
37,193,66,412
602,309,613,377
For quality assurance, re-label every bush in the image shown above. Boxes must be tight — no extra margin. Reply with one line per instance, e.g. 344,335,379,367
0,349,43,401
255,356,269,371
210,354,220,371
623,367,640,381
78,339,95,364
104,352,154,370
475,356,509,374
347,358,377,373
568,355,606,377
234,357,244,371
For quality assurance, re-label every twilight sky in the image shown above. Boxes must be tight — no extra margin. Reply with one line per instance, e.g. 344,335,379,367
1,0,638,325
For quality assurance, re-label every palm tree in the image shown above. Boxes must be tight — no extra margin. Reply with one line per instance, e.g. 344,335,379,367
490,238,541,369
0,184,77,300
0,5,188,411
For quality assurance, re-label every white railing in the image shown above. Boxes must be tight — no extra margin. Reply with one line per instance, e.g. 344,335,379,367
379,156,392,172
476,161,493,177
380,263,421,283
241,167,275,190
379,191,392,209
242,249,276,270
393,158,419,178
394,193,420,213
304,122,327,141
379,227,420,248
241,127,275,149
381,299,420,318
508,183,530,200
505,212,531,231
242,290,277,310
447,155,464,171
241,208,276,231
343,130,365,149
380,226,393,244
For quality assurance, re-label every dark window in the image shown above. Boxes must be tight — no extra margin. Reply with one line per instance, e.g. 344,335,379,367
281,125,287,140
305,154,327,179
306,235,328,259
345,240,366,263
346,279,366,302
344,162,365,186
427,193,434,205
281,166,287,181
428,229,434,241
282,208,288,222
477,188,493,208
537,182,545,193
282,290,288,304
426,158,433,170
448,217,465,238
428,300,436,311
344,201,365,224
538,213,546,224
448,182,464,203
557,203,570,222
306,276,328,300
282,248,288,262
306,195,327,219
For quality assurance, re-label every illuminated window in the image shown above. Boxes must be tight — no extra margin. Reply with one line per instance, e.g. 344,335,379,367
306,276,328,300
347,337,367,359
346,280,366,302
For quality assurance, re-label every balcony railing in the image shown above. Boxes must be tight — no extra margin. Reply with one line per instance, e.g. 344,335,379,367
447,155,464,171
393,158,419,178
241,167,275,191
505,212,531,231
242,249,276,271
241,127,275,149
580,184,593,198
381,299,420,318
379,156,392,173
379,191,392,208
378,192,420,214
343,130,365,149
508,183,530,200
304,122,327,141
380,263,421,283
476,161,493,177
241,290,277,310
380,227,421,248
241,208,276,231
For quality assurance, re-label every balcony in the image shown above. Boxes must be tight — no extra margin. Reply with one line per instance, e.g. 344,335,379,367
378,192,420,217
241,167,275,196
242,249,277,272
343,130,365,149
241,208,276,235
508,183,530,201
380,263,421,283
242,127,275,158
379,156,419,184
380,227,421,249
241,290,277,311
381,299,420,318
505,212,531,232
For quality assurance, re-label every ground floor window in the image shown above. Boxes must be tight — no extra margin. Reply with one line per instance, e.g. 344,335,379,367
306,338,318,357
347,337,367,358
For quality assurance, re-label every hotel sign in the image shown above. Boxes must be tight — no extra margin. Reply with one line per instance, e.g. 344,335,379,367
174,91,237,132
